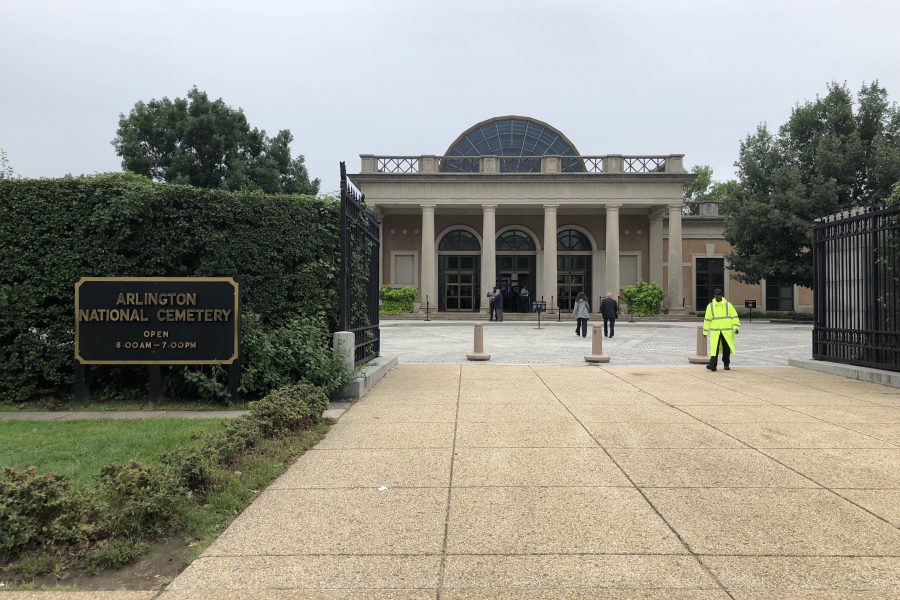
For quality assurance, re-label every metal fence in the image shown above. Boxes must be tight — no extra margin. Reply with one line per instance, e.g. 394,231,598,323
813,203,899,372
340,162,381,366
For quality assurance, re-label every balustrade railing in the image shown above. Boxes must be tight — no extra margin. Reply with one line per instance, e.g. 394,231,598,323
370,154,674,174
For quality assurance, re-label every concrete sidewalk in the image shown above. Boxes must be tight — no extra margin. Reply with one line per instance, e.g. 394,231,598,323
165,364,900,598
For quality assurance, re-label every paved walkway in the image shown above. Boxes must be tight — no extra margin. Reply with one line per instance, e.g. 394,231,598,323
380,321,812,366
165,364,900,598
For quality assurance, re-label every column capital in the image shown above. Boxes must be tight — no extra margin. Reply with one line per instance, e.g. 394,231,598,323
420,203,436,211
605,203,622,211
543,203,559,211
668,203,684,213
649,207,667,220
481,203,497,212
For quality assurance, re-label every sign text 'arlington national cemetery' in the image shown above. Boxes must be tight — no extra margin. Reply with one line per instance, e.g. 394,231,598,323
75,277,239,365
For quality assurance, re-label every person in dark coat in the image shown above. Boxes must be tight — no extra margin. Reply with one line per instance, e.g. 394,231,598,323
487,291,495,321
518,286,530,313
599,292,618,338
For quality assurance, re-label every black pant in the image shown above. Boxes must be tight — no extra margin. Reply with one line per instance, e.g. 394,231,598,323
576,318,588,337
709,337,732,367
489,302,495,321
603,317,615,337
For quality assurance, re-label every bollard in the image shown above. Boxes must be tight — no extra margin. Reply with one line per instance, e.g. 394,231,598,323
584,324,610,363
688,325,709,364
466,323,491,361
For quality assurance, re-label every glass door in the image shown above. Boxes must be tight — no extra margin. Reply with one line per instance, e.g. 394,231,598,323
696,258,725,312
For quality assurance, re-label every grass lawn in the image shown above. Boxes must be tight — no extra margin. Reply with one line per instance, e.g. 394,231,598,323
0,419,225,486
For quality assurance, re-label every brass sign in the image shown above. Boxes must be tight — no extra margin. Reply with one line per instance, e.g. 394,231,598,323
75,277,239,365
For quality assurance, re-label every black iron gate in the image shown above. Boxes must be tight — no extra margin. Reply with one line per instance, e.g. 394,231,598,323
812,203,899,372
340,162,380,365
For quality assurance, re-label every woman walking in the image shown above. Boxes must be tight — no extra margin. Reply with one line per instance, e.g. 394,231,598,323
573,291,590,337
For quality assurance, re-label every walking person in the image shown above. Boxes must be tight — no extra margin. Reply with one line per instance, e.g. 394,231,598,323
490,287,504,322
704,288,740,371
573,291,590,337
599,292,619,338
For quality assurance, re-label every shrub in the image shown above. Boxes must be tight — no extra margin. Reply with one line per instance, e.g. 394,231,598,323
93,461,187,538
250,383,329,437
181,310,351,403
622,281,665,316
0,468,90,558
380,285,417,314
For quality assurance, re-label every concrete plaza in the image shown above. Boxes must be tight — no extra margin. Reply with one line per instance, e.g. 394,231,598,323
166,362,900,598
380,320,813,366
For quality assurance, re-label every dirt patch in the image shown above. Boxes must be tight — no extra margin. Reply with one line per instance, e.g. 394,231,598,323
26,537,192,591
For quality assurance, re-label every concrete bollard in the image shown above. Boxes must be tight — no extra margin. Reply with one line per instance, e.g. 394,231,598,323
688,325,709,364
584,324,610,363
466,323,491,361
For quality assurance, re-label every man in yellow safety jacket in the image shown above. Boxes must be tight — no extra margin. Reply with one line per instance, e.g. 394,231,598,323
703,288,740,371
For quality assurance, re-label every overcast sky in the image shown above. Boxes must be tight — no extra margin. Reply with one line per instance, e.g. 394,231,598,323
2,0,899,194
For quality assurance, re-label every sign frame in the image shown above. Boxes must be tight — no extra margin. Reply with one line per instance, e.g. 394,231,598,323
75,276,239,365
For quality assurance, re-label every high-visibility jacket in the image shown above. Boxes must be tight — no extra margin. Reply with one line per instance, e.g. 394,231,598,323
703,298,740,354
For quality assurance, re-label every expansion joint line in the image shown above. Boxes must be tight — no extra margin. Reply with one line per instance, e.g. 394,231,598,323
532,366,737,600
436,364,463,599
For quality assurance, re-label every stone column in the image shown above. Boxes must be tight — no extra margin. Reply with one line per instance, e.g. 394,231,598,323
667,204,685,313
481,204,497,314
605,203,621,298
420,204,437,309
543,204,558,309
648,208,665,287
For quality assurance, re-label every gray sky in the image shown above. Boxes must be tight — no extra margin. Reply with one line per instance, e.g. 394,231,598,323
2,0,899,194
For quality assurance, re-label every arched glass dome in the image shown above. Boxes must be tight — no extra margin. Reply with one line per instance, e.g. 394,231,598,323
441,116,584,173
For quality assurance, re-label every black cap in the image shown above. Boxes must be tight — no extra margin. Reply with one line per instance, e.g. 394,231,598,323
713,288,723,295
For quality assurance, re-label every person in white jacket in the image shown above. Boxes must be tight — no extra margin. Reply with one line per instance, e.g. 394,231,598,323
572,291,590,338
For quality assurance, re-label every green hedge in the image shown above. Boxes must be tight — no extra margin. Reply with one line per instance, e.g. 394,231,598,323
622,281,665,316
0,174,342,404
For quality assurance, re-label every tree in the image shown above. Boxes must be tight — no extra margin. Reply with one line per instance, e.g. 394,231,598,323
112,87,319,195
683,165,736,215
683,165,713,214
0,148,14,179
723,81,900,288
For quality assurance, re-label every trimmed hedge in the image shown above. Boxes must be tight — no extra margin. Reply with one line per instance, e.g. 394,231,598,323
1,382,328,570
380,285,417,314
0,174,342,404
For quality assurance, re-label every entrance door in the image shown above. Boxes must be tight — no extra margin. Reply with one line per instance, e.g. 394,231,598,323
444,271,476,311
696,258,725,312
557,255,590,310
440,255,479,312
497,271,531,312
496,255,536,312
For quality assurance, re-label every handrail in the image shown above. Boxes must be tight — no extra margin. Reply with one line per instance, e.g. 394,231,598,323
368,154,678,174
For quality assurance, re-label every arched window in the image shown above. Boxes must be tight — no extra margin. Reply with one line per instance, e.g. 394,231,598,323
557,229,591,251
496,230,536,251
439,230,480,252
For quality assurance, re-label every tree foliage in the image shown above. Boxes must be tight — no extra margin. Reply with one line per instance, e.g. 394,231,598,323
112,87,320,195
724,81,900,287
683,165,736,215
0,148,14,179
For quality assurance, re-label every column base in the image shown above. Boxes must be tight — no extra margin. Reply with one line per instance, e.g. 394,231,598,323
584,354,610,363
666,306,689,315
466,352,491,361
688,355,709,364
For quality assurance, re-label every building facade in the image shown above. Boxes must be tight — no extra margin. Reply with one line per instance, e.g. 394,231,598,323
351,116,812,315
